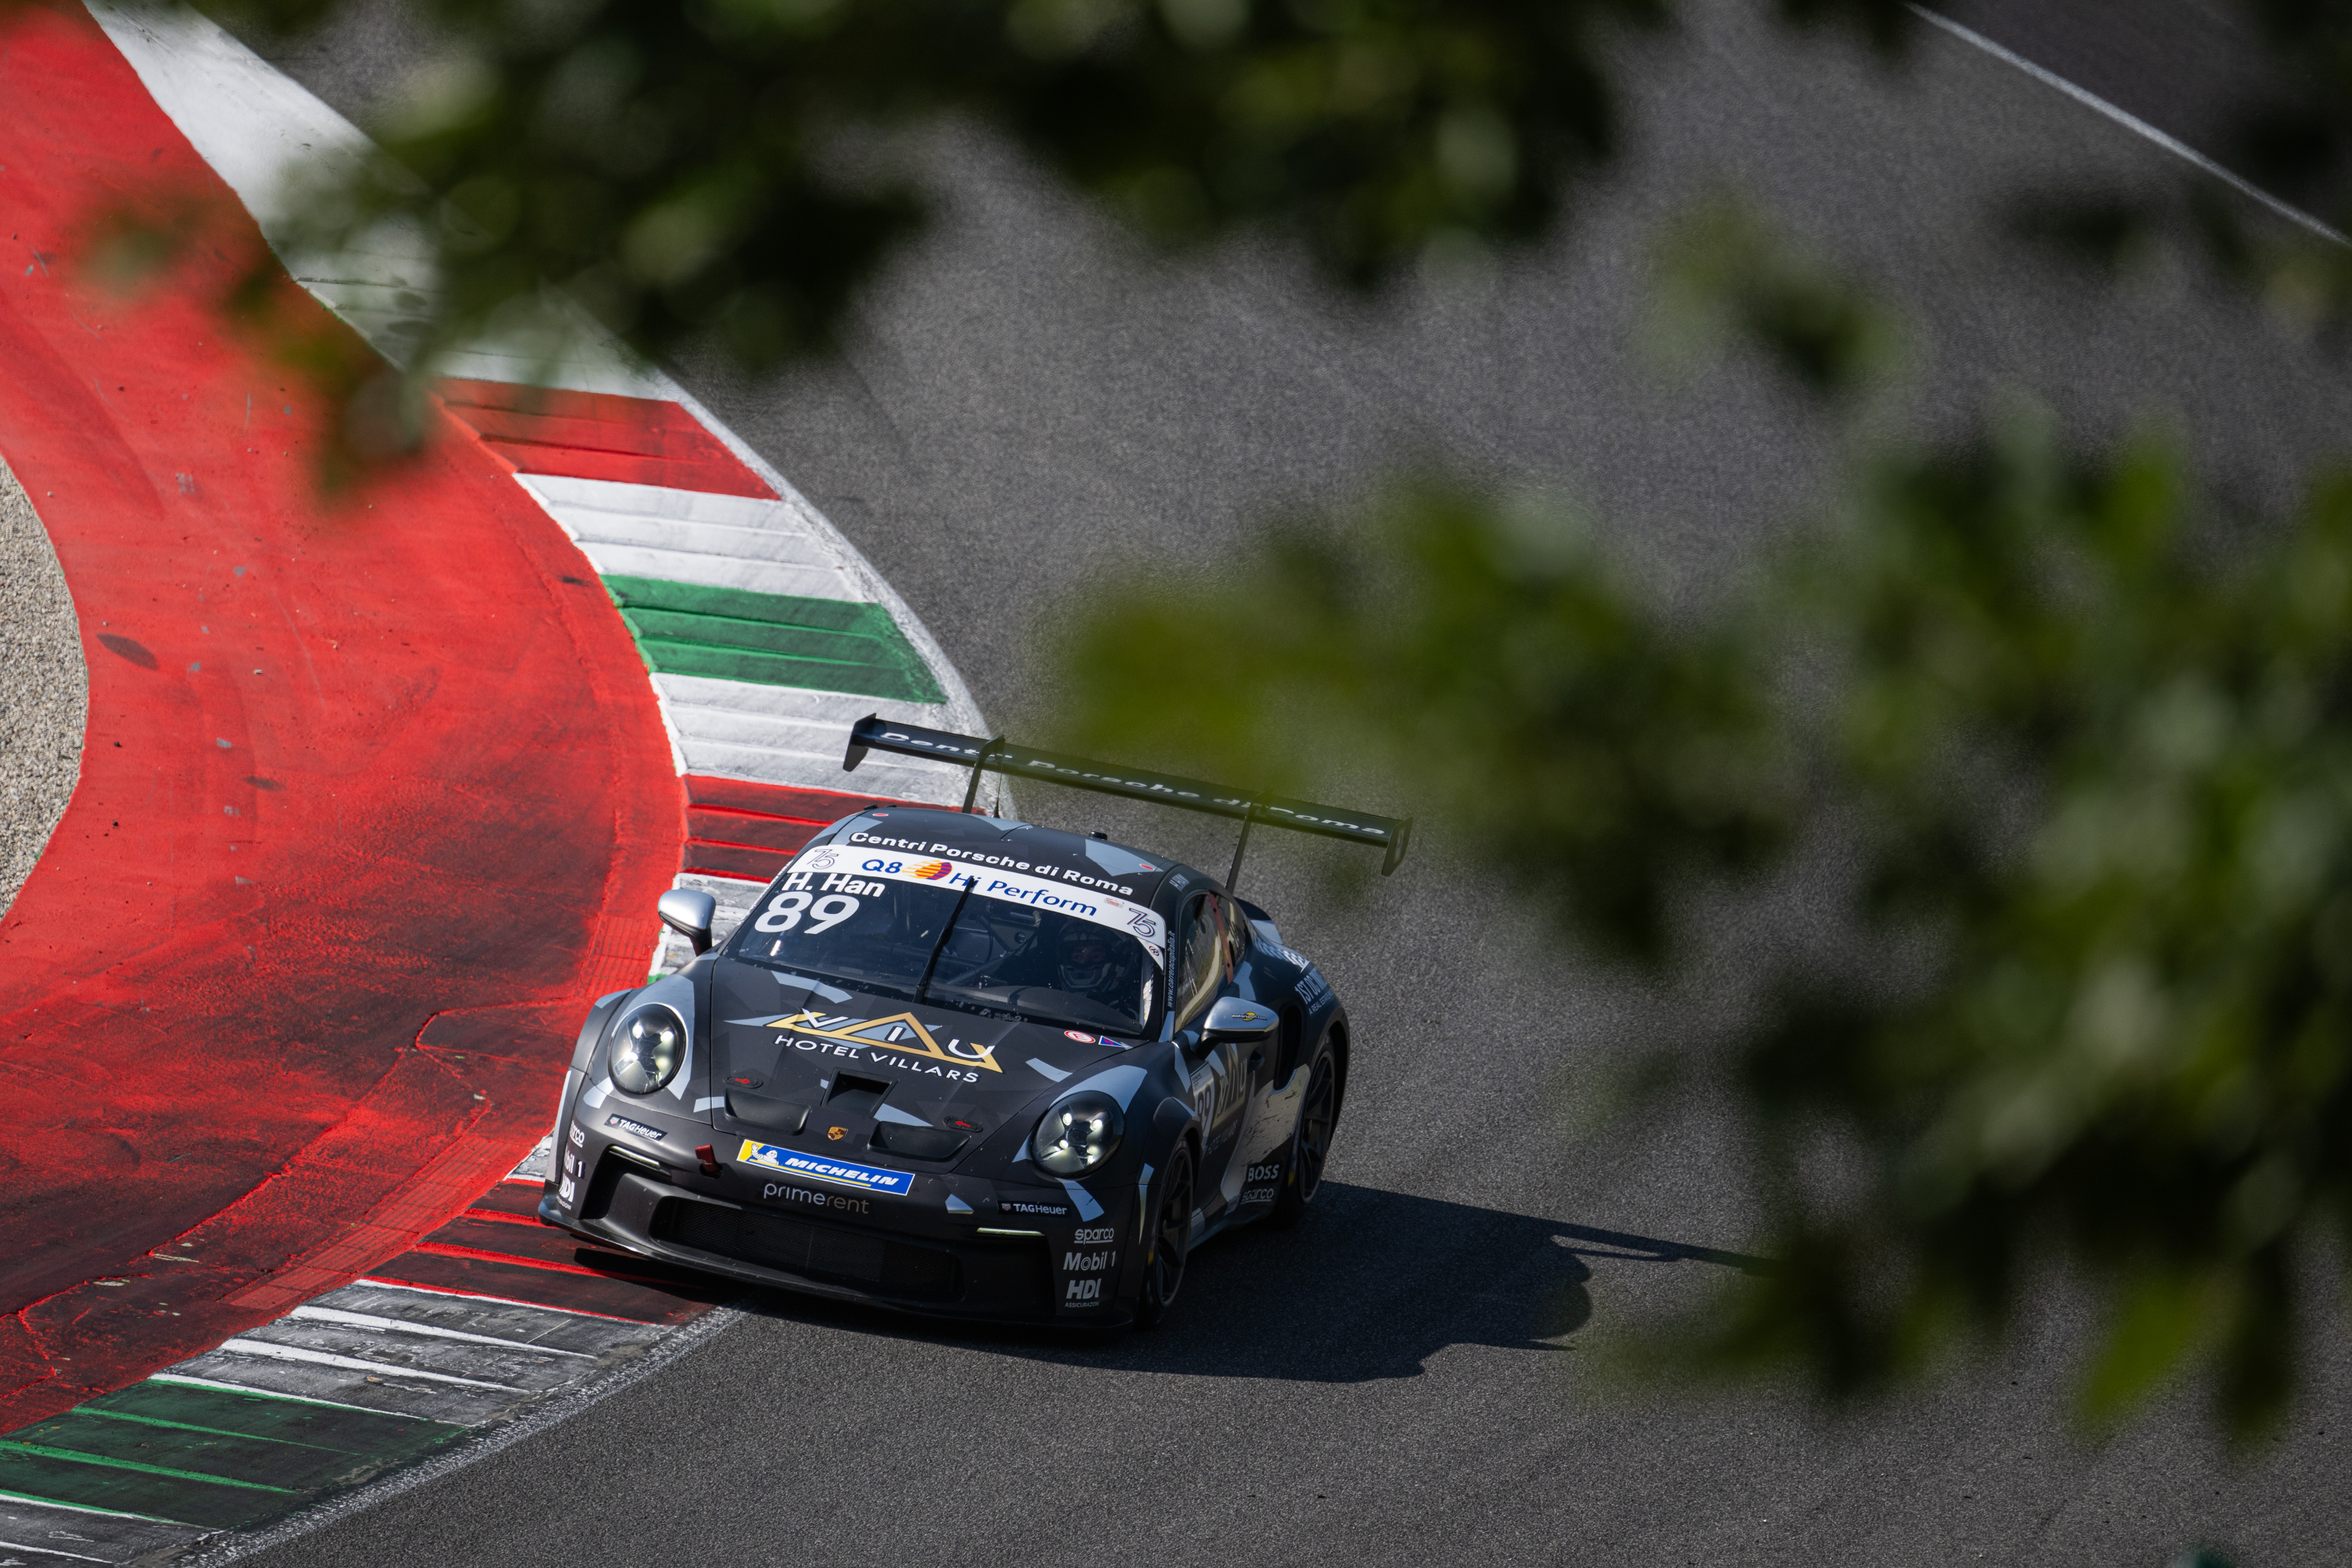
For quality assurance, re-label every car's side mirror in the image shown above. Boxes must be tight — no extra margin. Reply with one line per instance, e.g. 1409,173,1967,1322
1200,995,1278,1043
657,888,717,955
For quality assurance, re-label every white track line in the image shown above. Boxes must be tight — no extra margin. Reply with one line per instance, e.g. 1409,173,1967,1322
1911,4,2348,247
281,1305,601,1358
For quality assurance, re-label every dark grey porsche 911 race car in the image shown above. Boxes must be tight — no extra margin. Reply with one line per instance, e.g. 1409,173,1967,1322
538,717,1408,1327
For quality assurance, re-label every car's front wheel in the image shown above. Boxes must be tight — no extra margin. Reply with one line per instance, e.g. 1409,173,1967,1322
1267,1038,1336,1230
1133,1143,1194,1328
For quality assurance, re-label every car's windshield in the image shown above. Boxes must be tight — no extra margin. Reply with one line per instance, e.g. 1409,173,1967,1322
726,845,1164,1035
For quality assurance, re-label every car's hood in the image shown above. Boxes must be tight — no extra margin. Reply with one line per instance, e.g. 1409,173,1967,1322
707,958,1141,1136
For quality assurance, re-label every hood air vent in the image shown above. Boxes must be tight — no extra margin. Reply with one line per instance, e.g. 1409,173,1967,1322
873,1123,969,1161
727,1089,809,1133
826,1073,893,1116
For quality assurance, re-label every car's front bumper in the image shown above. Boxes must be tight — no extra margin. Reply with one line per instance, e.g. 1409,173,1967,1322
545,1170,1113,1322
543,1146,1142,1325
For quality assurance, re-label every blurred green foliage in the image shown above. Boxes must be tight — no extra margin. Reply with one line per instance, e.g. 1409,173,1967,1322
205,0,1706,378
76,0,2352,1440
1062,482,1791,964
1649,199,1902,398
1062,395,2352,1435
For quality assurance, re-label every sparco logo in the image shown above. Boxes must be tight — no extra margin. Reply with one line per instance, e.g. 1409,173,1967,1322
1062,1250,1115,1273
1072,1226,1116,1245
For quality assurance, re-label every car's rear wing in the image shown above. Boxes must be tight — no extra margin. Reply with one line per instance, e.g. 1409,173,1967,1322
842,715,1411,887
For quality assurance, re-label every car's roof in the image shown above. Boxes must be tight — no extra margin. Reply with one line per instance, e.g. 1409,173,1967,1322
825,805,1194,906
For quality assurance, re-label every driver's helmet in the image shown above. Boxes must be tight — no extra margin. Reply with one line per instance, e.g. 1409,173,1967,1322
1056,924,1121,993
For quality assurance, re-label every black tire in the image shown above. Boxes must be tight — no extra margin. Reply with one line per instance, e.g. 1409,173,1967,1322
1266,1039,1337,1230
1134,1142,1194,1328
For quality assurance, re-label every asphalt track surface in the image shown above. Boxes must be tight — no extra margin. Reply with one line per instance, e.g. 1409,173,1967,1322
177,2,2352,1564
0,458,84,921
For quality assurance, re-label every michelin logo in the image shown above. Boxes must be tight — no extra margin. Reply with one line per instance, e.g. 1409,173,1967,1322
736,1140,914,1197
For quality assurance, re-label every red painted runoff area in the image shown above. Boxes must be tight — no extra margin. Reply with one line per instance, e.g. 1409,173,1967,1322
681,775,928,882
0,5,682,1430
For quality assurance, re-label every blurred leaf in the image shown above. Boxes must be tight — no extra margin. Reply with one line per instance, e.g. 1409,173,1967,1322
1054,404,2352,1435
1772,0,1913,51
62,176,414,492
1649,199,1902,400
179,0,1683,402
1059,480,1791,964
2002,188,2170,277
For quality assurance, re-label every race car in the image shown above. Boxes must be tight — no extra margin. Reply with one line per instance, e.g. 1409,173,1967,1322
538,717,1409,1326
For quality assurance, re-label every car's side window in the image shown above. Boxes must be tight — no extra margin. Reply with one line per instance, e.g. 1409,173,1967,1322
1172,894,1225,1029
1220,893,1250,974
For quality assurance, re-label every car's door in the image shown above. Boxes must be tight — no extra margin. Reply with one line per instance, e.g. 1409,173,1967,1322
1216,903,1291,1210
1171,891,1270,1214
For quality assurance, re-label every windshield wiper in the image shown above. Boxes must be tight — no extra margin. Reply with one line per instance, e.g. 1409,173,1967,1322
913,879,982,1009
923,981,1138,1035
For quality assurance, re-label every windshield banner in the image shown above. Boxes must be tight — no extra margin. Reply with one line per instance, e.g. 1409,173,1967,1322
787,843,1168,967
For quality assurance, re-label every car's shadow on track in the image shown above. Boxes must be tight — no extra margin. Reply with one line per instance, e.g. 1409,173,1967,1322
727,1181,1768,1383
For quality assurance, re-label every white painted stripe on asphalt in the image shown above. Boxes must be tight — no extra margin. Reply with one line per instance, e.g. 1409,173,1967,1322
532,522,859,592
519,499,860,581
207,1339,527,1392
144,1374,401,1419
517,475,845,538
239,1321,604,1393
658,674,961,730
87,2,667,398
307,1285,669,1363
0,1536,114,1563
166,1350,522,1425
283,1305,601,1358
657,678,969,802
668,736,966,802
1911,5,2349,246
0,1536,113,1564
344,1278,650,1328
0,1492,180,1526
563,541,858,602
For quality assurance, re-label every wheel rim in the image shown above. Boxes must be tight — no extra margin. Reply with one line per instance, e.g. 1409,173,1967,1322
1294,1054,1335,1203
1150,1154,1192,1308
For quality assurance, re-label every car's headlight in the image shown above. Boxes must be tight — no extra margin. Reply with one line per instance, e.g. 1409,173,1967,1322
1033,1093,1124,1177
610,1004,686,1094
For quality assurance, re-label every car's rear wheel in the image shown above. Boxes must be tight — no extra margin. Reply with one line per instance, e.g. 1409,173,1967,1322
1134,1143,1194,1328
1267,1039,1336,1230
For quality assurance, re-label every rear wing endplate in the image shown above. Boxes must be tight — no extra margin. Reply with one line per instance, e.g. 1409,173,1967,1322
842,715,1411,883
